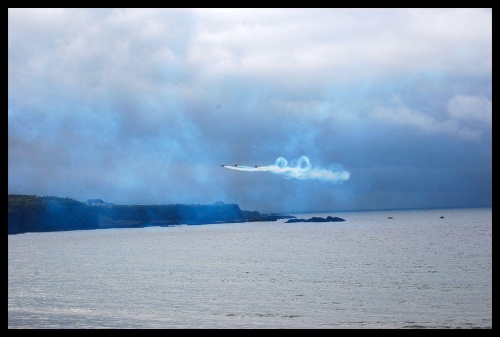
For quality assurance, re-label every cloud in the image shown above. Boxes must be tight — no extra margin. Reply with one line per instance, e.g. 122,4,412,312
447,94,492,124
8,8,492,212
188,8,492,85
370,94,489,141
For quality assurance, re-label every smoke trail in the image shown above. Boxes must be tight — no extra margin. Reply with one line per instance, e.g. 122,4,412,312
223,156,350,182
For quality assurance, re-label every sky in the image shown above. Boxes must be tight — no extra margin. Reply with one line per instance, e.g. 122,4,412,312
8,8,492,213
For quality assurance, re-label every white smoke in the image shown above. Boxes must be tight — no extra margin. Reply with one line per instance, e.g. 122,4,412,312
223,156,350,182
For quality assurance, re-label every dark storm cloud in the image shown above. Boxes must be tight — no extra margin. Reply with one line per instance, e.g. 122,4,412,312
8,8,491,213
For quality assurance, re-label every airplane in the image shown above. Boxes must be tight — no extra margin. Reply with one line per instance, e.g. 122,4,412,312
221,164,258,168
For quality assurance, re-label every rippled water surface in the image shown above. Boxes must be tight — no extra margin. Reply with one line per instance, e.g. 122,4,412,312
8,208,492,328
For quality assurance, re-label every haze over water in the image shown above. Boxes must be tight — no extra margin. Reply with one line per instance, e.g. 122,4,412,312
8,207,491,329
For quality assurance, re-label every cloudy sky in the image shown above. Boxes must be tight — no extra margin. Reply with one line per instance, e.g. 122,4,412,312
8,8,492,213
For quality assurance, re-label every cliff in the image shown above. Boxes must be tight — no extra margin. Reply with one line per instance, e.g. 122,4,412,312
98,203,244,228
8,195,245,234
8,195,100,234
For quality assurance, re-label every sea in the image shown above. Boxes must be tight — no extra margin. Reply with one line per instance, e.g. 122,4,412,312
8,207,492,329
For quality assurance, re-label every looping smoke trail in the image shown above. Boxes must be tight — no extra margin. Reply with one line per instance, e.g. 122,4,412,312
223,156,350,182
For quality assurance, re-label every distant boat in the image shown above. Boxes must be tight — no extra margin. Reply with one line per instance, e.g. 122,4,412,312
440,216,445,218
388,216,393,219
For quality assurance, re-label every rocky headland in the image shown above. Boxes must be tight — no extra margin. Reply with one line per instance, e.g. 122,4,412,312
8,194,296,235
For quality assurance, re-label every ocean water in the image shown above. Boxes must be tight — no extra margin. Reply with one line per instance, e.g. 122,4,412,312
8,207,492,329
